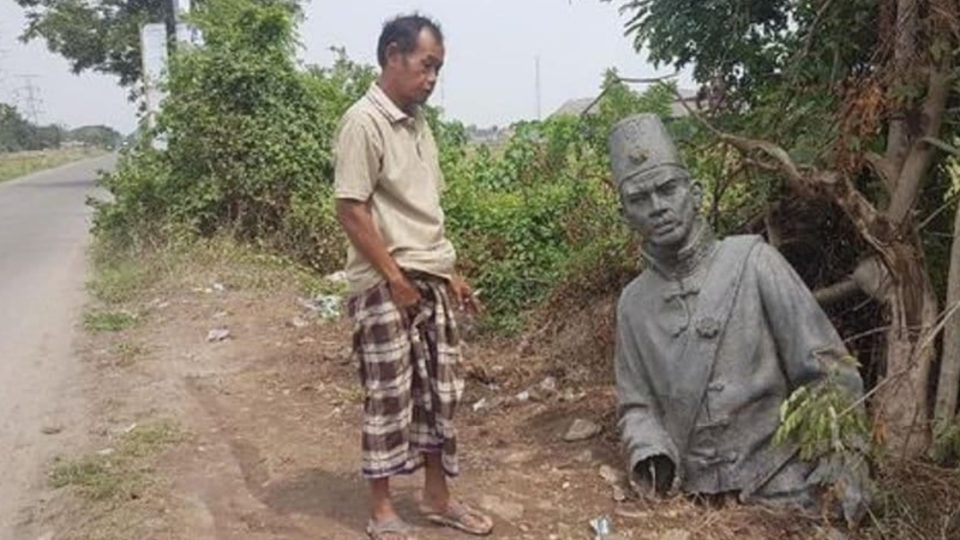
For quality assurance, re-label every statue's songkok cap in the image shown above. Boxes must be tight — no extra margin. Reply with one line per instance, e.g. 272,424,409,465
609,113,687,189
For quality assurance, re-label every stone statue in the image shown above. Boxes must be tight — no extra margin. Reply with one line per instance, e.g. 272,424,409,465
610,114,870,522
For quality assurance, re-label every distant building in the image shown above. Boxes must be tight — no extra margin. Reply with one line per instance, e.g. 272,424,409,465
551,88,701,119
551,97,596,118
466,125,513,146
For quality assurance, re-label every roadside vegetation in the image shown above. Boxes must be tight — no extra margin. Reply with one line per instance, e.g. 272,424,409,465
0,147,107,183
50,420,182,502
38,0,959,536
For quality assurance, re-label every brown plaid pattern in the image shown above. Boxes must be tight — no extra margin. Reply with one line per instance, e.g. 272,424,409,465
347,273,463,479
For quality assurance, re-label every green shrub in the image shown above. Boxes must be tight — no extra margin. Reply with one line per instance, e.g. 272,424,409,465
440,78,676,330
91,0,693,333
93,0,372,274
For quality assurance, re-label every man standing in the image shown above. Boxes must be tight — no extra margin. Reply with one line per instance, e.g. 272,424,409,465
334,14,493,540
610,114,869,523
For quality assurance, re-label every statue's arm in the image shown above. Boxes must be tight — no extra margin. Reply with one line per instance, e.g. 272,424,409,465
755,243,873,523
615,300,679,491
754,243,865,395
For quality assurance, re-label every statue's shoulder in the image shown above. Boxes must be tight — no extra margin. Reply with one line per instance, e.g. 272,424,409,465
716,234,765,263
715,235,794,286
718,234,764,250
617,271,656,313
720,234,783,265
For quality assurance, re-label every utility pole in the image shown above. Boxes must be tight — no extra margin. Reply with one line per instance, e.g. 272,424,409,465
0,49,9,97
535,55,542,120
140,0,202,149
14,74,42,125
439,72,446,111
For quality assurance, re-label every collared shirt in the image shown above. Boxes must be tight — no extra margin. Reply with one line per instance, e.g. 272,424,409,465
334,83,456,293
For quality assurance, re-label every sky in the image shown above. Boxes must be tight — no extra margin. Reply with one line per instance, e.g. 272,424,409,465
0,0,691,134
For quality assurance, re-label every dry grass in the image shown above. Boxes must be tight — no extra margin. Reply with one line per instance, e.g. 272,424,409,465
46,420,184,540
0,147,106,183
864,461,960,539
50,420,182,501
91,234,337,304
69,236,960,540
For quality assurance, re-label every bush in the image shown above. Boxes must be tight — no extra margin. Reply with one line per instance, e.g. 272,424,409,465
93,0,687,333
94,0,372,275
439,78,678,331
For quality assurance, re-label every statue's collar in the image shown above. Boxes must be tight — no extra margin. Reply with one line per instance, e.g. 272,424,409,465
641,221,718,280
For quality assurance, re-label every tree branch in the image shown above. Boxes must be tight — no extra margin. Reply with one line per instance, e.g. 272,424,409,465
864,151,898,192
885,0,922,179
796,0,839,67
580,72,680,118
887,66,955,224
671,87,899,267
815,278,860,305
919,136,960,158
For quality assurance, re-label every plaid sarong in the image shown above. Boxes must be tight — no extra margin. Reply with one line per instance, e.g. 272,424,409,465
347,273,464,479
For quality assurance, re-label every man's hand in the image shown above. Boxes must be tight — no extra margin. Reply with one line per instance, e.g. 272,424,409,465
336,200,420,311
388,275,421,310
448,274,482,314
631,455,675,498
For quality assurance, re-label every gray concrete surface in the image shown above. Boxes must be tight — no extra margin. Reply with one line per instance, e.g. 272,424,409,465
0,155,115,537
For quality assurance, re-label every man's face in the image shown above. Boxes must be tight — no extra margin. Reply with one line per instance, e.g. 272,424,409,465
385,29,444,108
620,168,701,248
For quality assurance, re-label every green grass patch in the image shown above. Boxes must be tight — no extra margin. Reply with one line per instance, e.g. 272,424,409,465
88,256,152,305
83,310,138,332
0,147,106,183
49,420,182,501
49,455,124,501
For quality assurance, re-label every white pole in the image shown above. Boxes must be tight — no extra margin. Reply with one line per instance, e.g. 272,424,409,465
173,0,203,46
140,23,169,149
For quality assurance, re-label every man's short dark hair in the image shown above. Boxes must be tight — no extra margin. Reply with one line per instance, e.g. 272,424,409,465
377,14,443,67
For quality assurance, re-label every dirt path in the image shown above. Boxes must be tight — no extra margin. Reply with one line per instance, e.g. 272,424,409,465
0,156,115,538
29,246,832,540
130,288,640,539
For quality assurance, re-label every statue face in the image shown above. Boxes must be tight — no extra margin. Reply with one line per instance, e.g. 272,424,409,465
620,168,701,248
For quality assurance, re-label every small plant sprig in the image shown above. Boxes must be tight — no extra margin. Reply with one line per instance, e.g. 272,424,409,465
774,355,871,462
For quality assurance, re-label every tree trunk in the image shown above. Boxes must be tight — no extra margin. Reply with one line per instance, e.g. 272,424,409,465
870,0,956,456
874,241,936,457
935,195,960,425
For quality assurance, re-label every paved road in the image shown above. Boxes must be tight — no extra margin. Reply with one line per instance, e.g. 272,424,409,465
0,155,115,537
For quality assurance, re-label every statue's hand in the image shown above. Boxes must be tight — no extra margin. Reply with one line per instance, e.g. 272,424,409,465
631,455,675,497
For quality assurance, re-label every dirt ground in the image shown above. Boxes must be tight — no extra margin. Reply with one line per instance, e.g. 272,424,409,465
14,249,957,540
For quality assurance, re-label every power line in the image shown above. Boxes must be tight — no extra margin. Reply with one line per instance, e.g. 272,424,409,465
14,74,43,124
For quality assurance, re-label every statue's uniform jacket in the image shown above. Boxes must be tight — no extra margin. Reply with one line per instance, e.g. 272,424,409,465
615,234,864,502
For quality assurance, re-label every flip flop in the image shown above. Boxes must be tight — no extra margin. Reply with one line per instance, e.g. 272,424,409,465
366,517,418,540
420,500,494,536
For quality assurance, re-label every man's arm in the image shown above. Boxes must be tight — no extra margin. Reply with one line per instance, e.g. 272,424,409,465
336,199,420,308
333,114,420,308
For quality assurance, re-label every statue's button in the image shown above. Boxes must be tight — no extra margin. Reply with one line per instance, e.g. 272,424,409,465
708,381,725,392
696,317,720,339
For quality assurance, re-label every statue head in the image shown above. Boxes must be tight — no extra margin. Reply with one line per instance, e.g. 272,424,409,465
610,114,702,250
